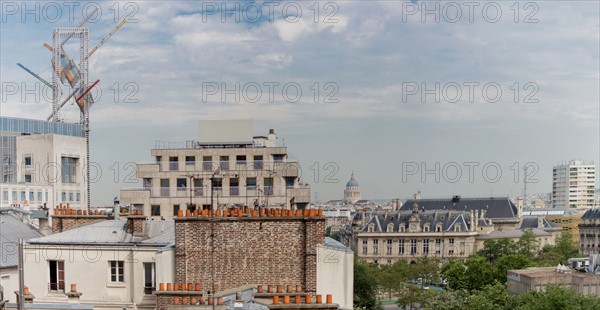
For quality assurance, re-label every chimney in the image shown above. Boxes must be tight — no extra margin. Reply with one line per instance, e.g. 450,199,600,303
537,216,544,228
516,197,523,218
66,283,82,303
124,207,146,236
267,129,276,147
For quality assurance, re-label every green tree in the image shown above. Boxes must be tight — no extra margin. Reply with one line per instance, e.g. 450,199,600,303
516,229,540,257
515,283,600,310
353,258,383,310
442,255,495,291
397,285,437,309
478,238,517,263
493,254,531,283
409,257,440,287
378,260,411,300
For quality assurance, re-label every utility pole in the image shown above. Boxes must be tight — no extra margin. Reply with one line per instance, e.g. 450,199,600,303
18,239,24,310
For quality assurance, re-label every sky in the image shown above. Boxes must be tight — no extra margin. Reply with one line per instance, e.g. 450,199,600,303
1,0,599,205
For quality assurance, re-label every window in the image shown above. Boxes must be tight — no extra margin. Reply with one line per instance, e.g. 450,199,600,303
160,179,169,197
49,260,64,291
436,224,442,232
12,191,17,201
143,263,156,294
185,156,195,166
37,191,42,201
263,177,273,195
76,192,80,202
423,239,429,254
236,155,246,167
193,178,203,196
230,178,239,196
29,191,34,201
61,157,77,183
449,238,455,245
21,191,26,201
246,178,257,194
387,240,393,254
220,156,229,171
362,247,367,254
68,192,73,201
273,154,284,163
24,155,32,166
176,178,187,196
151,205,160,216
25,173,32,183
254,155,263,169
455,224,461,232
169,157,178,171
424,224,430,232
411,239,417,255
143,178,152,189
2,191,7,201
173,204,180,216
284,177,295,189
362,240,368,245
109,261,125,282
387,224,394,232
203,156,212,170
211,178,222,194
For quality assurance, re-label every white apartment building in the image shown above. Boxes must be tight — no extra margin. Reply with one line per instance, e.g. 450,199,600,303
552,160,596,210
120,120,310,219
1,117,87,210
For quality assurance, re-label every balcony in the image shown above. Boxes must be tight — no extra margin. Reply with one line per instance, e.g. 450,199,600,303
287,186,310,203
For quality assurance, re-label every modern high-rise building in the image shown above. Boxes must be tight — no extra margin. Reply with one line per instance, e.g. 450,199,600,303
120,120,311,219
552,160,596,210
0,117,87,210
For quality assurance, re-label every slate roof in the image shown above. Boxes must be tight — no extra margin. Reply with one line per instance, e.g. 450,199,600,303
477,228,551,239
582,209,600,219
360,210,472,233
400,197,518,219
520,216,561,230
0,213,43,268
28,220,174,246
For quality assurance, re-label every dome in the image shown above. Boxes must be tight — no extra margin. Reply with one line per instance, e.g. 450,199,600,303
346,173,359,188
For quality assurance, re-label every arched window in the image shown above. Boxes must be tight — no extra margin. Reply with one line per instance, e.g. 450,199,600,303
454,224,461,232
423,224,430,232
436,224,443,232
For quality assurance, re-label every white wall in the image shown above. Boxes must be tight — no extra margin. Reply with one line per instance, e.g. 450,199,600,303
0,268,18,303
17,134,87,209
23,244,164,309
316,244,353,310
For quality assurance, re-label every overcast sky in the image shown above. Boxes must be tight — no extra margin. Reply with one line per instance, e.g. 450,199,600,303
1,1,598,205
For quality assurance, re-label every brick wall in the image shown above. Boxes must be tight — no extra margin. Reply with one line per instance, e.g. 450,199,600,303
174,216,325,293
51,215,113,233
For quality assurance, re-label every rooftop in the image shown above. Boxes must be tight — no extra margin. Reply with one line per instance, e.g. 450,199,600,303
400,197,518,219
28,220,174,246
0,212,43,268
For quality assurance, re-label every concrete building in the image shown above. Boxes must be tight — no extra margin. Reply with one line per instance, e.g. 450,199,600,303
523,208,583,243
342,195,562,264
552,160,596,210
0,209,43,303
120,121,310,219
23,213,174,309
343,173,361,204
507,266,600,296
579,208,600,255
0,117,87,210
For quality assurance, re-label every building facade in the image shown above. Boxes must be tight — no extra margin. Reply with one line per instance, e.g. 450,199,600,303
579,208,600,255
507,267,600,296
552,160,596,210
120,125,310,220
342,196,562,264
0,117,87,210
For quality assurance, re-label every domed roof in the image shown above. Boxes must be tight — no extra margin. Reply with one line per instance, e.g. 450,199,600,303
346,173,359,188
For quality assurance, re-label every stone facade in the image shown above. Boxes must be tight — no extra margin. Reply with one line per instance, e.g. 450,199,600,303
174,215,325,293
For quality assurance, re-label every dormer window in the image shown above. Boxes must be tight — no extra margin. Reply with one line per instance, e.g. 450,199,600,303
436,224,442,232
387,223,394,233
424,224,430,232
368,224,375,232
399,225,405,233
454,224,461,232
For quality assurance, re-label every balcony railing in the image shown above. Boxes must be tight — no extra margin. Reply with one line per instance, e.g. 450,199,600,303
48,282,65,291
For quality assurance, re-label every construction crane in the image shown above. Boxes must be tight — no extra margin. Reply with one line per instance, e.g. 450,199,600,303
16,8,128,211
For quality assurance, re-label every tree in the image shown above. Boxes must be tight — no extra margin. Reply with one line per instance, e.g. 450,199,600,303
516,229,539,257
409,257,440,287
478,238,517,263
442,255,495,291
353,258,383,310
515,283,600,310
397,284,437,309
378,260,411,300
493,254,531,283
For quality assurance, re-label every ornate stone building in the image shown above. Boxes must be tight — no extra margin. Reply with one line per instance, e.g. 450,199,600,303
343,173,361,204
